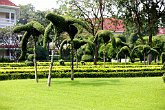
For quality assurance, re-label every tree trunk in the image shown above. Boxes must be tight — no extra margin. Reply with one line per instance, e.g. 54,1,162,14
125,54,127,63
94,42,98,65
47,49,54,86
33,41,38,83
144,53,146,65
103,44,106,67
71,41,74,80
148,53,152,65
76,50,78,68
99,0,104,30
148,29,153,65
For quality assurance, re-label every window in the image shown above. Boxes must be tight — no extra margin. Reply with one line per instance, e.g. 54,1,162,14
11,13,14,20
6,13,9,19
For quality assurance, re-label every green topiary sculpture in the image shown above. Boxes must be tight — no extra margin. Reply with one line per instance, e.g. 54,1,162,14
45,13,89,86
14,21,44,83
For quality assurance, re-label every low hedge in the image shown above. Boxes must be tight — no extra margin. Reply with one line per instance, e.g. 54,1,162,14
0,71,164,81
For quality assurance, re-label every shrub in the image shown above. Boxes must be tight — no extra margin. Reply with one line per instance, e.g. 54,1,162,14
0,57,10,62
81,61,85,65
27,54,34,61
36,46,49,60
0,71,164,81
59,59,65,66
162,62,165,70
25,60,34,66
28,46,49,60
81,54,93,62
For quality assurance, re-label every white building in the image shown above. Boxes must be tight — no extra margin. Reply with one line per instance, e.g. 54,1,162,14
0,0,20,60
0,0,19,28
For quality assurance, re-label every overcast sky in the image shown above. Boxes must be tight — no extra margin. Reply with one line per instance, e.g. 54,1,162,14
10,0,60,11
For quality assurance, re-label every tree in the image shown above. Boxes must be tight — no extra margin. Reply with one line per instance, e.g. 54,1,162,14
94,30,115,67
44,13,89,86
69,0,108,65
117,46,130,63
14,21,44,83
18,4,35,24
117,0,165,64
60,39,87,68
131,44,159,64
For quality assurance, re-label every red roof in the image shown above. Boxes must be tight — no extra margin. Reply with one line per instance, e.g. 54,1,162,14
158,28,165,35
0,44,19,48
103,18,125,32
0,0,17,6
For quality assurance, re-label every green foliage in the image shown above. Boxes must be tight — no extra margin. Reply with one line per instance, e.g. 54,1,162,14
36,46,49,60
129,33,139,44
115,37,128,48
27,46,48,60
14,21,45,60
59,59,65,66
81,55,93,62
43,23,54,48
27,54,34,61
0,57,10,62
117,46,130,58
60,39,87,60
25,60,34,66
99,43,116,60
19,32,31,60
68,24,78,39
116,34,126,43
95,30,114,45
45,13,89,38
162,52,165,64
0,71,164,80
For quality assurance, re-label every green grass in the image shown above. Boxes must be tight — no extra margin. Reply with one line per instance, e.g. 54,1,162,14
0,77,165,110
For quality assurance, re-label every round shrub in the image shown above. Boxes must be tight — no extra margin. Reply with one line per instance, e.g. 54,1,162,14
27,54,34,61
81,61,85,65
81,54,93,62
36,46,49,60
25,60,34,66
59,59,65,66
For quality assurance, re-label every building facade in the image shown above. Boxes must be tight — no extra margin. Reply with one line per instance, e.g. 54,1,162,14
0,0,20,60
0,0,19,28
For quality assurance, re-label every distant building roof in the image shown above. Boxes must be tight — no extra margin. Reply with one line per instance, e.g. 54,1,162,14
158,28,165,35
0,0,17,7
103,18,125,33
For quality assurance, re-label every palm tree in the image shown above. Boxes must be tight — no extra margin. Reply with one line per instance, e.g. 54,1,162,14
44,13,89,86
14,21,44,83
94,30,115,67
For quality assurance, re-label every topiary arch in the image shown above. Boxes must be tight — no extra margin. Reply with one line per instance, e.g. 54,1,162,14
94,30,115,67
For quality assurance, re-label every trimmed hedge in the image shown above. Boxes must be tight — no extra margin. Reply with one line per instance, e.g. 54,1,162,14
0,71,164,81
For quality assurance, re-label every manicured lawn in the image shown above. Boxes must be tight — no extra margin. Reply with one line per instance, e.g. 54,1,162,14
0,77,165,110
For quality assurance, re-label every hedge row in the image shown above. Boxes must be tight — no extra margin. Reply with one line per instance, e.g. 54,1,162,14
0,71,164,80
0,62,163,67
0,67,163,74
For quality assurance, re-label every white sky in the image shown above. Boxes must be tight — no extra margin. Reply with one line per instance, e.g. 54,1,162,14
10,0,60,11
